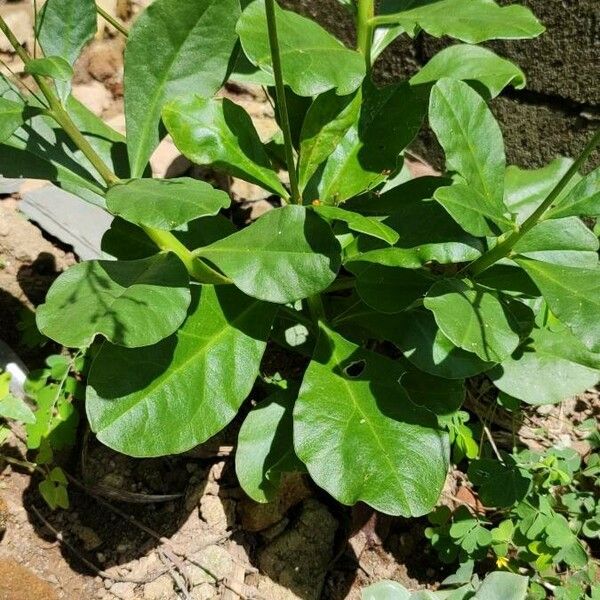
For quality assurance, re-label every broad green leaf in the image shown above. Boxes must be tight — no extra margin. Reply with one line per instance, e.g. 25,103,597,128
362,581,411,600
39,476,69,510
381,0,544,44
371,25,406,62
429,79,509,234
348,195,484,269
516,259,600,353
545,514,588,569
355,309,495,379
298,91,361,191
106,178,231,231
312,205,399,245
294,325,448,515
164,96,287,198
512,217,599,267
468,457,531,508
349,263,434,313
475,572,529,600
87,286,276,456
0,97,29,143
475,264,539,297
547,167,600,219
504,158,577,223
344,176,448,216
102,215,235,260
236,388,303,503
1,95,129,207
196,206,340,303
294,325,449,516
237,0,365,97
400,370,465,416
489,327,600,405
125,0,241,177
411,44,525,98
37,253,191,348
0,394,35,424
269,86,311,150
36,0,96,65
25,57,74,81
434,183,513,237
424,279,520,362
316,82,426,204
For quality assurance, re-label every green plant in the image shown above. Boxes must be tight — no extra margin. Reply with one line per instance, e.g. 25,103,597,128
0,0,598,520
425,443,600,597
0,353,85,509
362,569,529,600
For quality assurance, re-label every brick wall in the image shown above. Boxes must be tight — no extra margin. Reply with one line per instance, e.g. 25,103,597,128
281,0,600,171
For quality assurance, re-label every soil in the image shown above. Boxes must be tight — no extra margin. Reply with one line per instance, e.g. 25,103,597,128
0,2,598,599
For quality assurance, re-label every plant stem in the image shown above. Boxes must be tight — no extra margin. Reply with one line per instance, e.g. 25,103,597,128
369,14,402,27
0,454,44,475
465,127,600,277
143,227,230,284
0,14,229,285
357,0,375,68
95,4,129,37
0,15,120,186
264,0,301,205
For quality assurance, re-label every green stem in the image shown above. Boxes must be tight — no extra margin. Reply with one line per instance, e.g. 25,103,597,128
465,127,600,277
357,0,375,68
0,16,119,186
143,228,230,284
265,0,301,205
369,14,402,27
0,454,45,475
0,14,228,285
95,4,129,37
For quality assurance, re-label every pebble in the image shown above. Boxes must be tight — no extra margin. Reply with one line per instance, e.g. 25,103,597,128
143,574,173,600
72,81,113,117
109,581,136,600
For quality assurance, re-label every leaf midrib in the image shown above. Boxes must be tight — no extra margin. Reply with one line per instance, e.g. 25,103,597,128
330,344,412,511
128,2,214,176
434,87,499,206
97,298,263,430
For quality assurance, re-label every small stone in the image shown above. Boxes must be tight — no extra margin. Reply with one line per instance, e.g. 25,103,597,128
187,564,211,587
105,113,126,135
192,545,234,581
257,499,337,600
72,81,112,116
150,137,191,179
85,38,123,83
199,495,235,533
73,524,102,551
143,574,173,600
110,581,136,600
126,553,162,581
0,4,34,53
191,583,216,600
239,472,312,532
230,178,270,202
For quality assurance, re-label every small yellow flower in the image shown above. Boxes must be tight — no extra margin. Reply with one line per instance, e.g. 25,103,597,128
496,556,510,570
311,199,322,206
